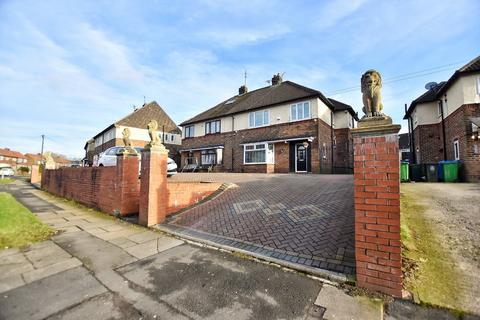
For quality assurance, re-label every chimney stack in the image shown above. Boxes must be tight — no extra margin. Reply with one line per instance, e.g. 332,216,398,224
239,85,248,95
271,73,283,86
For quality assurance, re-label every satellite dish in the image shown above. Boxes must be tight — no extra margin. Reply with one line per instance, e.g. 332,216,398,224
425,82,438,90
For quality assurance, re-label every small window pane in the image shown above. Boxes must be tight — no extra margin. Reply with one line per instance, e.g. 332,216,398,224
263,110,269,125
255,111,262,127
255,144,265,150
245,145,254,150
249,113,254,127
291,105,297,120
298,104,304,119
304,102,310,118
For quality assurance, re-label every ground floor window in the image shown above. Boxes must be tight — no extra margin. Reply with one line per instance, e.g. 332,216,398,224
244,143,274,164
201,149,216,165
201,149,223,165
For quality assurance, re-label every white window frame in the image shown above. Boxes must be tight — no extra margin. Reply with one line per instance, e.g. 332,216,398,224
453,139,460,160
290,101,311,121
185,125,195,138
243,143,274,164
476,77,480,96
248,110,270,128
414,110,418,124
205,119,221,134
437,101,442,118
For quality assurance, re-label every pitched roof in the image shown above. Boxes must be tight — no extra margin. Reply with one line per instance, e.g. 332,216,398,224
25,153,42,162
93,101,181,139
435,54,480,97
405,55,480,119
404,81,446,119
180,81,335,126
328,98,359,120
0,148,25,159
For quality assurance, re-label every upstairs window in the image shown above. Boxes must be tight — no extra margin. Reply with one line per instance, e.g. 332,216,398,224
477,77,480,96
291,101,310,121
248,110,269,128
205,120,221,134
437,101,442,117
185,125,195,138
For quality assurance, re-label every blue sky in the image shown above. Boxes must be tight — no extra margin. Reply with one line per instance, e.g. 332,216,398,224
0,0,479,158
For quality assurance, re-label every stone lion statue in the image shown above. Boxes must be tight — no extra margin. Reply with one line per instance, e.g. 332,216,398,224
147,120,160,146
361,70,383,117
122,128,132,147
119,128,137,155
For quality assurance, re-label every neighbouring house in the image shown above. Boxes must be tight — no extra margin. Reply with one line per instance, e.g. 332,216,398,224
179,74,358,174
404,55,480,182
398,133,411,162
84,101,182,166
0,148,27,168
25,153,43,167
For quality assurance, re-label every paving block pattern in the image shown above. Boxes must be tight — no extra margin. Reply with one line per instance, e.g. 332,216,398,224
167,173,355,275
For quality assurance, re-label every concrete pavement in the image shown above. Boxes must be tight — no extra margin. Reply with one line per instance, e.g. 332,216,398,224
0,179,386,319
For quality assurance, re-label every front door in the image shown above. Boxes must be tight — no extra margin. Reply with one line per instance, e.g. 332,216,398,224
295,143,307,172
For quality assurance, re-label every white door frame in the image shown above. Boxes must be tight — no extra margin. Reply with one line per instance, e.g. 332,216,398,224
294,143,308,173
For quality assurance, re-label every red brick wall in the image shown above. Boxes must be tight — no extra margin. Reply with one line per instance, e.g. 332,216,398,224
181,118,333,174
167,182,222,215
444,104,480,182
413,123,443,163
41,156,140,215
353,133,402,297
274,142,290,173
334,128,353,173
242,164,275,173
42,166,119,214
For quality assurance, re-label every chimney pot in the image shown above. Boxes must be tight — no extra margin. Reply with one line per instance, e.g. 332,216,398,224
271,73,283,86
239,85,248,95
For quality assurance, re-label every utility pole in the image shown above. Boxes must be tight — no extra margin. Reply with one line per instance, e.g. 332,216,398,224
41,134,45,163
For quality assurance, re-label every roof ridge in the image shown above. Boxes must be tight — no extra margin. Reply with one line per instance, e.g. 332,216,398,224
459,54,480,72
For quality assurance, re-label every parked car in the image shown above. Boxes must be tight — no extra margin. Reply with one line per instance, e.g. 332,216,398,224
97,146,177,176
0,166,15,177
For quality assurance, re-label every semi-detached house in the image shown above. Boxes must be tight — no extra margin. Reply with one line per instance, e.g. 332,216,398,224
180,74,358,174
404,54,480,182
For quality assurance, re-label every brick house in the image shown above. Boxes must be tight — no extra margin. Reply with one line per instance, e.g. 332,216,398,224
404,55,480,182
84,101,182,165
0,148,27,168
179,74,358,173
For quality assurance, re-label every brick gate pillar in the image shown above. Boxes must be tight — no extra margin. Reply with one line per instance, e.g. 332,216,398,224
139,145,168,226
115,154,140,215
352,117,402,297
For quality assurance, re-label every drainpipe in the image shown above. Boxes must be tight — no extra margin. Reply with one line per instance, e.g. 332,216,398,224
231,116,235,172
330,110,334,174
405,104,415,164
439,95,447,160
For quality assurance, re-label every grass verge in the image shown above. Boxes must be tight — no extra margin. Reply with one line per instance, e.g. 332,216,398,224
401,188,463,311
0,192,55,249
0,178,14,184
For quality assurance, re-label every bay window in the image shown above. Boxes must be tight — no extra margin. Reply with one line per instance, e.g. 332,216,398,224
291,101,310,121
249,110,270,128
201,149,216,165
244,143,274,164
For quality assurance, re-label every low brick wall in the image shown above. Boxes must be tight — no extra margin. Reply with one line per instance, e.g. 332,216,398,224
167,181,222,215
41,161,222,219
41,156,140,216
242,164,274,173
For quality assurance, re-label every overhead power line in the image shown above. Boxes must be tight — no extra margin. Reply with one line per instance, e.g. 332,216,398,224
326,60,468,96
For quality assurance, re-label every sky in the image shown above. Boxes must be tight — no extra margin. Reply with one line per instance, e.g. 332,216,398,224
0,0,479,158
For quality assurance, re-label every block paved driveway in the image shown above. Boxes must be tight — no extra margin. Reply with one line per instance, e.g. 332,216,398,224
165,173,355,275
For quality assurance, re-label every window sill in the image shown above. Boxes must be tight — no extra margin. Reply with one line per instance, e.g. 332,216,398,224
243,162,274,165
